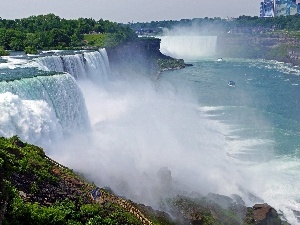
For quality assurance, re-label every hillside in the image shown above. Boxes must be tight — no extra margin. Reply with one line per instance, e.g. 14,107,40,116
0,136,177,225
0,136,288,225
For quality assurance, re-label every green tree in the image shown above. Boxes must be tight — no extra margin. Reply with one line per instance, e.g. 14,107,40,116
49,28,70,47
7,30,25,51
0,28,10,49
0,46,9,56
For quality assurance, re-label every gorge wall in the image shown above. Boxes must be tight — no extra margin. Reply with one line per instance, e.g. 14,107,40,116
106,38,185,77
217,33,300,65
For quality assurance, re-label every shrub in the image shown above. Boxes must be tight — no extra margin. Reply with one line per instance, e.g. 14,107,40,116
0,46,9,56
24,46,38,55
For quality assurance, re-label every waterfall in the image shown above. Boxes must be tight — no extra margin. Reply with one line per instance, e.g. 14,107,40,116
159,36,217,60
34,54,86,79
84,51,109,82
33,49,111,82
0,49,112,146
0,72,90,146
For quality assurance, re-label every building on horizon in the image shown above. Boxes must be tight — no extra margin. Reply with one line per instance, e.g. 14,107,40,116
260,0,300,17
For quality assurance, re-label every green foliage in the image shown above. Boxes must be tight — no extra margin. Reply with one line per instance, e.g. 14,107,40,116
157,58,185,70
5,191,78,225
24,46,38,55
4,194,142,225
84,29,137,48
0,14,137,51
266,44,290,60
0,136,144,225
84,34,107,47
0,46,9,56
130,14,300,37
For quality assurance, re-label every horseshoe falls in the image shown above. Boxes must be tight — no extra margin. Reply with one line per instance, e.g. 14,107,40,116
159,35,217,60
1,45,300,224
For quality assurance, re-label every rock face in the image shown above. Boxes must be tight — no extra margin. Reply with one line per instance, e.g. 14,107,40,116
216,33,300,66
106,38,185,77
252,204,284,225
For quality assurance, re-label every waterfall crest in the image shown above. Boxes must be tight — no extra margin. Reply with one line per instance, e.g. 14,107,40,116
33,49,111,83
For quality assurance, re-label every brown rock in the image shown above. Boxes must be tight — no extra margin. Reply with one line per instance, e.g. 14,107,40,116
253,203,281,225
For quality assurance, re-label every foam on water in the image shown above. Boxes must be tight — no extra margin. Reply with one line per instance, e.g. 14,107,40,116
0,92,62,146
0,73,90,146
0,56,29,69
197,104,300,224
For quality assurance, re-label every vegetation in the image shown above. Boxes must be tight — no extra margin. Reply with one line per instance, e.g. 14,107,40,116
0,136,286,225
83,32,133,48
24,46,38,55
157,58,185,70
129,14,300,35
0,136,194,225
0,46,9,56
0,14,137,52
0,136,143,225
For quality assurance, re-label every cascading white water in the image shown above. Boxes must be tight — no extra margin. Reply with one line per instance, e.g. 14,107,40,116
0,73,90,146
0,49,111,146
84,51,109,82
33,49,111,83
34,54,87,79
99,48,111,75
0,92,62,146
159,36,217,60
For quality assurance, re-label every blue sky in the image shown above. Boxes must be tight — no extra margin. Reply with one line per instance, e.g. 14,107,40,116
1,0,262,22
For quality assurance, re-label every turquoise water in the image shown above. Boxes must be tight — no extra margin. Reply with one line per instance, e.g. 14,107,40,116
161,58,300,223
163,59,300,158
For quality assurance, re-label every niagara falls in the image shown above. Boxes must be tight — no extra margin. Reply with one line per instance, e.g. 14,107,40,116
1,1,300,224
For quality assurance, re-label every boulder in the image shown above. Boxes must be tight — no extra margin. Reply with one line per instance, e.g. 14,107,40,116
252,203,282,225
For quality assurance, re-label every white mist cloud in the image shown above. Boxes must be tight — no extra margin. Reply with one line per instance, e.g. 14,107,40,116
48,71,258,208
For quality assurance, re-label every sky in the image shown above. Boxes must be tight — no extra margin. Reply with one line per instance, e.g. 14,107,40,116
1,0,262,23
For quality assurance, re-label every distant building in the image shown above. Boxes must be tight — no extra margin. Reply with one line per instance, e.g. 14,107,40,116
260,0,275,17
260,0,300,17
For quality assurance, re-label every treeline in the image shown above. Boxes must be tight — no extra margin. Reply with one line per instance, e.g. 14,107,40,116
130,14,300,33
130,17,229,31
234,15,300,30
0,13,137,53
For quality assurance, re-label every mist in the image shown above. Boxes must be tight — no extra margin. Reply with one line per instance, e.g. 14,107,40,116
46,62,265,210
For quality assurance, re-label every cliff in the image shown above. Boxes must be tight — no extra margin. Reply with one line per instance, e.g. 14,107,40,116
106,38,185,78
216,33,300,65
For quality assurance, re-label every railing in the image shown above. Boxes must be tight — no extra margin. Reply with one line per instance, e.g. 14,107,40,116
93,191,153,225
45,155,153,224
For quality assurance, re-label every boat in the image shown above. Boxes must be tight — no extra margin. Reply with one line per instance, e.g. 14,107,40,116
217,58,223,62
228,81,235,87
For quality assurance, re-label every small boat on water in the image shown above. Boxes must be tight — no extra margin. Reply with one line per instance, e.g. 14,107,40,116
217,58,223,62
228,81,235,87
